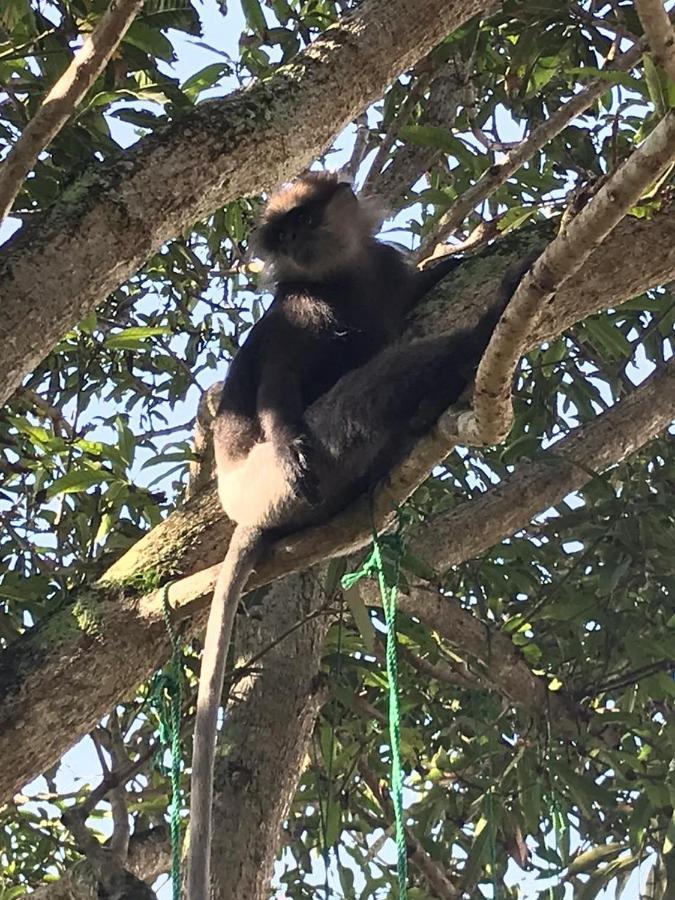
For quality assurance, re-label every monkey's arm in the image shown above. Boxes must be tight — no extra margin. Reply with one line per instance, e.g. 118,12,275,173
257,357,320,502
257,357,304,444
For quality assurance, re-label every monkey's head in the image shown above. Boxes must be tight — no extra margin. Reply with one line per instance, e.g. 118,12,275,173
251,172,385,281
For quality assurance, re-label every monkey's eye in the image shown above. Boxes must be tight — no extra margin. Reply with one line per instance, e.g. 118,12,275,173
297,211,314,227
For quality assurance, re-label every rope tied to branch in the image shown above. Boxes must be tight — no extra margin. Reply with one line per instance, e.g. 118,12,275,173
342,514,409,899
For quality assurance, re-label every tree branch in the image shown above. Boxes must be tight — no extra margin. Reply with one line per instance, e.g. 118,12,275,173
359,762,462,898
459,110,675,445
367,53,468,208
362,583,583,734
209,571,332,899
636,0,675,83
0,0,492,406
413,360,675,578
26,827,170,900
362,63,435,192
0,0,144,225
1,211,674,805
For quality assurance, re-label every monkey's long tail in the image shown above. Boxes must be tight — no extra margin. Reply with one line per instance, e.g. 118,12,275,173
187,524,264,900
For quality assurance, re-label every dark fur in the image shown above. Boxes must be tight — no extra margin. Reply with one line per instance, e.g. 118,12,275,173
188,173,492,900
214,172,454,505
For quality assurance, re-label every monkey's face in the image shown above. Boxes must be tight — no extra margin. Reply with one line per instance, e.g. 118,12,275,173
252,177,381,282
255,203,327,275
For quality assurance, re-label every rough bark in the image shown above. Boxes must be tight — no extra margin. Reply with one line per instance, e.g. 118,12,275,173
209,571,331,900
354,350,675,736
0,0,492,406
25,827,169,900
1,207,674,805
408,360,675,576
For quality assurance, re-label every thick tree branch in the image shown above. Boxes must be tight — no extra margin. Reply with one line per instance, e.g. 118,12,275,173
636,0,675,83
459,111,675,445
412,359,675,576
0,0,492,407
0,0,144,225
26,827,170,900
1,211,674,805
363,585,582,735
299,351,675,745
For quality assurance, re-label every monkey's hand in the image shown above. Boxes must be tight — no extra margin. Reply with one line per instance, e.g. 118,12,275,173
278,433,321,505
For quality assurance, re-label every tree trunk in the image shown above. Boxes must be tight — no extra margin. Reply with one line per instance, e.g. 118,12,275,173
209,570,331,900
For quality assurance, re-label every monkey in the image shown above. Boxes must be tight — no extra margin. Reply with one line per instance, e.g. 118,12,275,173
213,171,459,513
187,172,506,900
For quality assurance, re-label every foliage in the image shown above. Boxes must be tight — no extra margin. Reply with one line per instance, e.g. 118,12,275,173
0,1,674,898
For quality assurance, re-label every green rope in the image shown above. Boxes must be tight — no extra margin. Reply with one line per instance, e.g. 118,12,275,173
150,584,184,900
321,594,344,900
342,522,408,899
486,787,499,899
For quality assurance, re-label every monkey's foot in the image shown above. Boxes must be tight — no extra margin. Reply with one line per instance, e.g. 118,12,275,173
279,435,322,505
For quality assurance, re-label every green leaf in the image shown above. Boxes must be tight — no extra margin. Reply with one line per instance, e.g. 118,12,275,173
461,815,492,888
400,124,457,154
567,842,624,876
0,0,33,30
498,205,538,233
116,417,136,467
344,584,375,653
182,63,231,101
111,108,163,129
566,66,646,96
644,54,671,116
241,0,266,35
324,798,341,848
123,21,176,62
46,469,110,499
582,317,633,361
104,326,172,350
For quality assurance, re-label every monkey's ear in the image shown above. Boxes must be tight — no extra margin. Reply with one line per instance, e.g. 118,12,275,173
325,181,385,236
322,182,359,226
357,193,388,234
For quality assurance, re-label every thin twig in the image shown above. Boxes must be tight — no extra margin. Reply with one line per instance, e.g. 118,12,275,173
342,112,371,179
362,68,434,192
13,386,76,439
359,762,462,899
416,36,648,265
0,0,144,223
